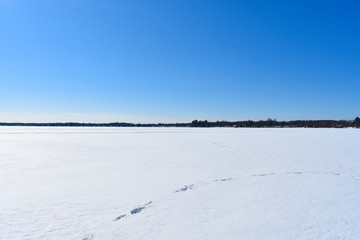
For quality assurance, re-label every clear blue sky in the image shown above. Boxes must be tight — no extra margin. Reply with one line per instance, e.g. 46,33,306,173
0,0,359,122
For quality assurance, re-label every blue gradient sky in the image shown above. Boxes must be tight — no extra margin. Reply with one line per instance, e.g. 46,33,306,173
1,0,359,122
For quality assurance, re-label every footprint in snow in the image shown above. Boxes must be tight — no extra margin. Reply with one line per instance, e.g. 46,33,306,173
174,184,194,193
253,173,275,177
114,201,152,222
213,178,232,182
113,214,126,221
130,201,152,215
82,234,95,240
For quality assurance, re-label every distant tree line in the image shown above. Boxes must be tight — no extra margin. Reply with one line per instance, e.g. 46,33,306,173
0,117,359,128
190,117,360,128
0,122,190,127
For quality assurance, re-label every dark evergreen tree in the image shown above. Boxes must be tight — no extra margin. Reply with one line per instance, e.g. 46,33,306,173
354,117,360,128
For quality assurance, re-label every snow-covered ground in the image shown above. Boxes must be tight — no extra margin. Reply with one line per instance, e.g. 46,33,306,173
1,127,360,240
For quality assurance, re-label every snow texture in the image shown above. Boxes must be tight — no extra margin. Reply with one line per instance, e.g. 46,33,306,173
1,127,360,240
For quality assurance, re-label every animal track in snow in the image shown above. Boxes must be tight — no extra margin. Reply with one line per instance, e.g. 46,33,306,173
253,171,344,178
213,142,240,152
113,170,359,225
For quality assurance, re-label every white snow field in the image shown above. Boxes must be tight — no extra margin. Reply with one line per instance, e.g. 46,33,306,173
1,127,360,240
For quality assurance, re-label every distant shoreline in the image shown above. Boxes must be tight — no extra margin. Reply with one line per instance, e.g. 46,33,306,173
1,118,359,128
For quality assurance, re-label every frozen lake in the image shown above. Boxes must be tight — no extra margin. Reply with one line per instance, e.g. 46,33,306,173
1,127,360,240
